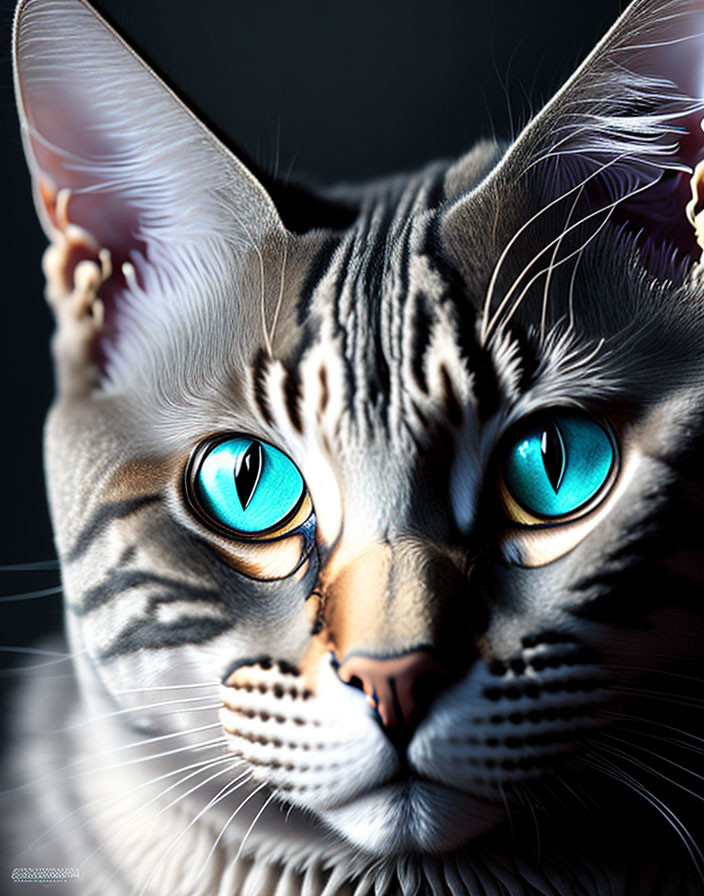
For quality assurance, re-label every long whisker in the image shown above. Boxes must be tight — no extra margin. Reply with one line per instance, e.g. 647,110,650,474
600,709,704,747
0,646,89,675
566,233,586,333
0,561,59,571
19,754,236,860
85,762,247,892
615,726,704,758
157,703,222,717
0,727,225,797
0,645,75,657
489,205,616,343
609,685,704,710
114,681,217,694
583,751,704,883
599,734,704,797
609,664,704,687
48,692,220,733
552,771,605,820
487,169,663,344
201,781,270,871
480,151,653,342
0,586,63,602
232,790,276,864
498,782,515,847
540,185,584,340
268,233,289,351
135,770,255,895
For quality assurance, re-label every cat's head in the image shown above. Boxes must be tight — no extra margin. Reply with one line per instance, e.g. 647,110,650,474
13,0,704,865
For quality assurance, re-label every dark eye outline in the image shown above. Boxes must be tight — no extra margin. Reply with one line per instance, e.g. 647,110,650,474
184,433,311,540
497,410,620,527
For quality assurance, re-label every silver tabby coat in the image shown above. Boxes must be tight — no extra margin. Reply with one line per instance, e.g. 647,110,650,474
4,0,704,894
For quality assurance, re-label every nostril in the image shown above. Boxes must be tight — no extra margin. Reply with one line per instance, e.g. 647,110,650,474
346,674,365,693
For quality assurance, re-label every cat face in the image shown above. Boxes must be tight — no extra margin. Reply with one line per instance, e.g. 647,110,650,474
13,0,704,872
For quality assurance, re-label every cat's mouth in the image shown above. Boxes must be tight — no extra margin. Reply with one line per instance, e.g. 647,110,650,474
316,773,506,855
217,659,497,853
219,648,612,854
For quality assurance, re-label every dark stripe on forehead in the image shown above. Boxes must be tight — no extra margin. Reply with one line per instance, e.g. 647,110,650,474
66,495,160,563
282,363,304,434
424,165,447,211
298,170,467,431
454,304,500,421
410,291,434,394
297,234,343,325
424,217,500,420
252,348,274,426
364,198,397,417
331,238,359,407
397,216,414,308
508,323,543,393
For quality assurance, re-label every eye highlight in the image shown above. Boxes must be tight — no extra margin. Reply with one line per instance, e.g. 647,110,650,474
500,412,617,524
187,436,308,537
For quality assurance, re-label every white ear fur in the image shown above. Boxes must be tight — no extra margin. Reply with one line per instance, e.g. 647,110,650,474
450,1,704,211
442,0,704,348
510,1,704,181
13,0,286,385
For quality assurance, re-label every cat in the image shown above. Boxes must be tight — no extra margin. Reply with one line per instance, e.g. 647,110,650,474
4,0,704,893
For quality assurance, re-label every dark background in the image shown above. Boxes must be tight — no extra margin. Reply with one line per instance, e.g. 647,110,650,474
0,0,624,660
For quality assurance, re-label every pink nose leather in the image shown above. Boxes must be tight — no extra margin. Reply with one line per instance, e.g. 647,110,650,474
336,650,451,736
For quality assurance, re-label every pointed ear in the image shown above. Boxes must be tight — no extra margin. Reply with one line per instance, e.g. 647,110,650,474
446,0,704,286
13,0,287,383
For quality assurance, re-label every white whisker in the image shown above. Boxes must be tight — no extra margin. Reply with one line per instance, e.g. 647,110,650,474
0,586,62,602
584,751,704,882
540,185,584,340
601,734,704,795
48,692,220,733
486,172,661,343
480,151,647,342
135,769,254,895
0,728,225,797
0,561,59,571
232,789,276,863
114,681,217,694
202,780,270,874
20,754,236,860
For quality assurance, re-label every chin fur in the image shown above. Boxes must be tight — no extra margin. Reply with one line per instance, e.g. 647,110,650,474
318,780,505,854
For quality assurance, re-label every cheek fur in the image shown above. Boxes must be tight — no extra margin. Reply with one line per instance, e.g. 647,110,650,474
10,0,704,892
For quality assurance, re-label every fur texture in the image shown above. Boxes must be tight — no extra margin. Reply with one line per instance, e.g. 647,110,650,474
5,1,704,894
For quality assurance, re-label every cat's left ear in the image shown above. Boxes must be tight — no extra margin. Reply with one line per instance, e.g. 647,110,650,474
13,0,287,385
447,0,704,272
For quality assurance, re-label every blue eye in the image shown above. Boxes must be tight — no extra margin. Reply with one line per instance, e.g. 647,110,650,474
502,413,616,520
192,437,306,535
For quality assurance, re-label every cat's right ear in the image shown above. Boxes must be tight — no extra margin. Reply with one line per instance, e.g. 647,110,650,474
13,0,287,393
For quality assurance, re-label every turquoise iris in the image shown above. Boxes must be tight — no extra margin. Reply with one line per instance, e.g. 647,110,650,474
196,438,304,534
504,413,614,518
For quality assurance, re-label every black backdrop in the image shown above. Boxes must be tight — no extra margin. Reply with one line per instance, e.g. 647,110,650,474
0,0,624,657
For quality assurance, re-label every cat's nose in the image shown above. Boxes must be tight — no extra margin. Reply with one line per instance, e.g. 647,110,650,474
336,650,452,746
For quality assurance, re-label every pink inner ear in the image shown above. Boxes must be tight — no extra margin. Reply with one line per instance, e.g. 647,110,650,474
14,0,285,385
27,85,150,364
28,87,142,252
32,173,144,371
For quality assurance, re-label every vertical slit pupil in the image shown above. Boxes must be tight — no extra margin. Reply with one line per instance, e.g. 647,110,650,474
235,441,264,511
541,422,566,494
